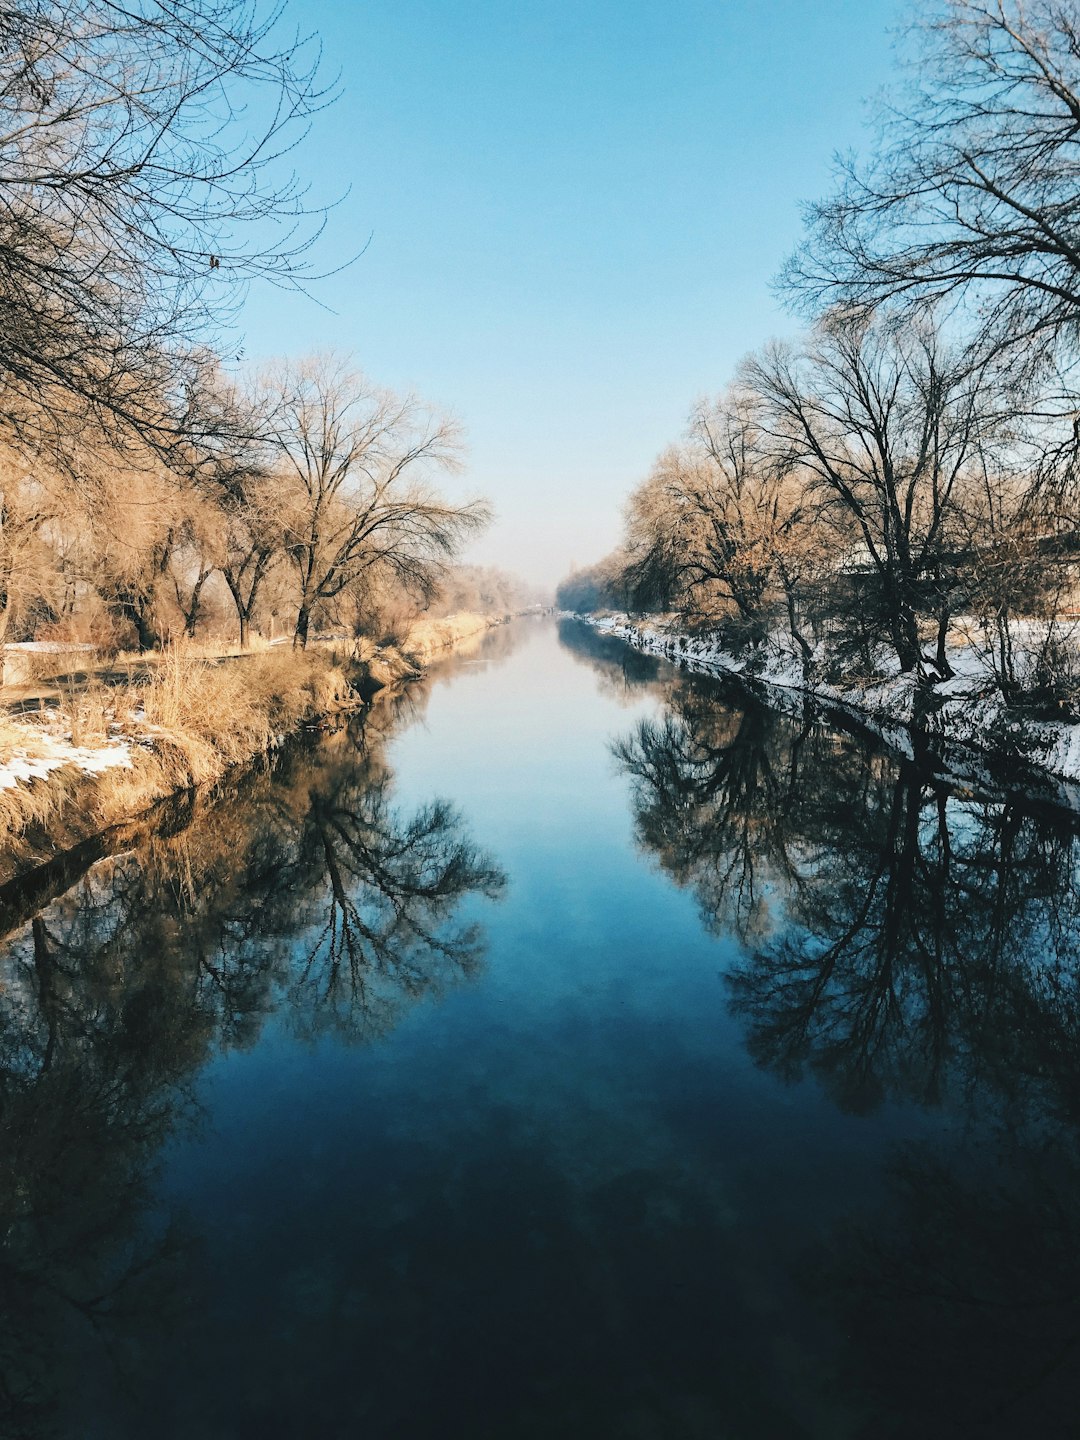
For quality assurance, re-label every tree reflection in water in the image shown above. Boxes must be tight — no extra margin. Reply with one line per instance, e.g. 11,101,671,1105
608,646,1080,1436
0,711,504,1437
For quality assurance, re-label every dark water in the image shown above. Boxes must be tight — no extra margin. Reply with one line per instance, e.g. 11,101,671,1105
2,617,1079,1438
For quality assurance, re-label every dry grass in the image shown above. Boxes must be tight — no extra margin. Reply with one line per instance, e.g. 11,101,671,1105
134,647,355,784
134,633,275,661
0,715,49,753
55,678,140,746
0,616,505,883
399,612,498,665
0,648,362,878
0,717,70,845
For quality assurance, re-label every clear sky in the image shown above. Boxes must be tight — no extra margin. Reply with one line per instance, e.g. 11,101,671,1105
239,0,904,590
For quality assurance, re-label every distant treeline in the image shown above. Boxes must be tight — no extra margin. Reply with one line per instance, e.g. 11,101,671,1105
560,0,1080,717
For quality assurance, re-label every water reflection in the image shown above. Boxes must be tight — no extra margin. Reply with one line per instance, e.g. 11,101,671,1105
557,616,665,704
611,671,1080,1117
0,711,504,1437
583,623,1080,1436
6,616,1080,1437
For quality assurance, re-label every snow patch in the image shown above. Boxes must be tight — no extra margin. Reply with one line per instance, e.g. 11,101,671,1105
571,612,1080,788
0,732,133,792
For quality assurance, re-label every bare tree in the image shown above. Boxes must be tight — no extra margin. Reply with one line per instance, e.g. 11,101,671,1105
555,553,632,614
746,311,1005,677
431,564,534,618
621,387,823,653
262,355,490,648
219,470,286,648
175,365,285,648
954,464,1080,710
785,0,1080,367
168,497,225,640
55,421,207,651
0,0,330,450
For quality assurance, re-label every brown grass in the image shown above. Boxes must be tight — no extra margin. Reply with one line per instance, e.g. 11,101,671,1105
55,678,137,746
399,612,498,665
0,718,70,845
0,648,363,880
133,647,355,784
0,617,504,883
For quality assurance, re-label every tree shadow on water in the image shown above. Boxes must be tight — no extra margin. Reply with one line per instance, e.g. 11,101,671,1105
613,677,1080,1435
0,722,505,1437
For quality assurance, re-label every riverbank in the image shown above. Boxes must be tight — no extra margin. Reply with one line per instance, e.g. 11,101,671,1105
0,612,511,885
573,612,1080,801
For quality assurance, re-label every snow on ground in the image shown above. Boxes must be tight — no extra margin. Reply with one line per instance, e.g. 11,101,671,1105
0,613,512,808
0,729,133,792
574,612,1080,788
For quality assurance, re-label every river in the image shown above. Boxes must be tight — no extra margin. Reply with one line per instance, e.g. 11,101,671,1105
1,616,1077,1438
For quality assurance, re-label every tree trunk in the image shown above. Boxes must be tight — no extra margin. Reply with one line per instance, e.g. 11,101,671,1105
115,589,161,651
890,593,922,674
182,569,212,639
294,604,310,649
131,605,161,653
934,603,954,680
996,609,1018,703
0,583,12,686
223,569,254,650
784,584,813,664
239,558,270,648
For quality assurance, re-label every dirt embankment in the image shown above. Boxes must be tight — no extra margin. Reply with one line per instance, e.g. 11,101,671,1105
0,612,510,886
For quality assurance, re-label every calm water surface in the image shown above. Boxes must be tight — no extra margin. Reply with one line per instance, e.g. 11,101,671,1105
2,617,1079,1438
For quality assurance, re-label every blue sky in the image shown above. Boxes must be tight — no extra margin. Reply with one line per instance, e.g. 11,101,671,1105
240,0,904,588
